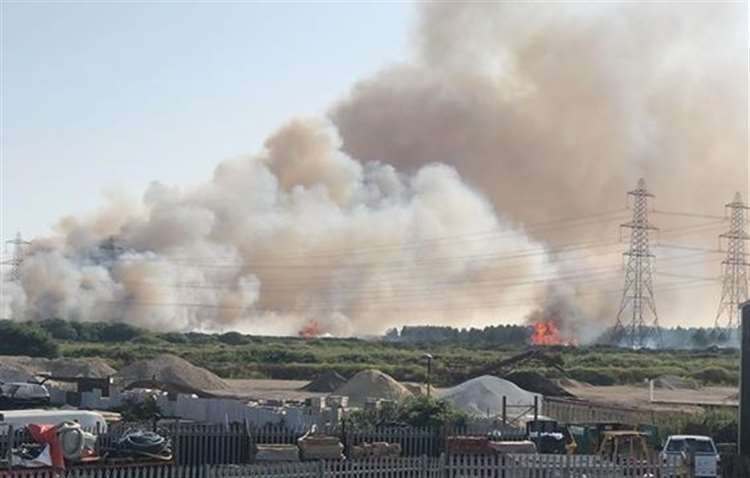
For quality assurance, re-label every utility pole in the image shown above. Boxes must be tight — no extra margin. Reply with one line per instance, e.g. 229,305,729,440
715,192,750,329
1,232,30,281
613,178,662,348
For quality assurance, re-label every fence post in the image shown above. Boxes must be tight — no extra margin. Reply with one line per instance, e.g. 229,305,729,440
173,419,180,465
501,397,507,426
5,425,13,470
318,457,326,478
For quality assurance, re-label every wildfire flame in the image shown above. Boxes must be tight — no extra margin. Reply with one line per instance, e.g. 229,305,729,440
298,320,322,339
530,320,576,346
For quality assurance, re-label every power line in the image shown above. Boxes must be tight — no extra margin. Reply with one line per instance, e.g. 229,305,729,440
95,277,718,314
652,209,726,221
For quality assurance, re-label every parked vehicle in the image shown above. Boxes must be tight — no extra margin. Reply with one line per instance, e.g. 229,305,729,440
524,418,576,455
597,430,656,476
660,435,719,478
0,382,50,408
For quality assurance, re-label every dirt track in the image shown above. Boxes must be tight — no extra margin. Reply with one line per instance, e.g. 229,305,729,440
561,383,737,413
226,379,738,414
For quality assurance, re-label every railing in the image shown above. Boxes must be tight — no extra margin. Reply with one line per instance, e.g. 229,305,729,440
1,454,686,478
542,397,656,425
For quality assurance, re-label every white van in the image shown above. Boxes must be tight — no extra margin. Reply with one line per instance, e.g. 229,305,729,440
0,409,107,433
661,435,719,478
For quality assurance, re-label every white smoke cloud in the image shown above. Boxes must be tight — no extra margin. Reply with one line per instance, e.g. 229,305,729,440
3,119,552,335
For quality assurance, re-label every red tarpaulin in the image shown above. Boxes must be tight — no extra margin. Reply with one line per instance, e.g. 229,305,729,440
26,424,64,470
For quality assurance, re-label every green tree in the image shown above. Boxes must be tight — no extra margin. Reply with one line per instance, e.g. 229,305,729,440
0,320,59,358
39,318,79,341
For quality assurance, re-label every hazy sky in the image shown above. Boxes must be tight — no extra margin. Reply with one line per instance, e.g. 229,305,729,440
1,2,415,241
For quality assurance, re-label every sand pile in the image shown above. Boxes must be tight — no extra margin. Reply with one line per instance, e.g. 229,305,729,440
504,371,574,397
333,369,413,404
302,371,347,393
0,356,116,380
115,354,230,393
403,383,428,396
439,375,540,416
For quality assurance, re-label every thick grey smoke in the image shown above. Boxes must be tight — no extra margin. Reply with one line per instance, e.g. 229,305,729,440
3,2,746,336
334,3,746,222
4,119,552,335
331,2,747,329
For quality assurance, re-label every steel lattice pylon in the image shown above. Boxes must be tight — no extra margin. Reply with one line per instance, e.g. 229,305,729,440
1,232,30,281
715,192,750,329
613,178,662,348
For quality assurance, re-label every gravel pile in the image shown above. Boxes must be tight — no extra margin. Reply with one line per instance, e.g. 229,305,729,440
439,375,540,416
333,369,413,404
0,356,116,381
115,354,230,393
302,371,347,393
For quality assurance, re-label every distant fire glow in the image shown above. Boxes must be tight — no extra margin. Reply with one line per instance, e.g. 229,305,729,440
298,320,323,339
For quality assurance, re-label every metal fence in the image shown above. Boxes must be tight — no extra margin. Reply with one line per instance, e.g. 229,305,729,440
542,397,656,426
1,454,689,478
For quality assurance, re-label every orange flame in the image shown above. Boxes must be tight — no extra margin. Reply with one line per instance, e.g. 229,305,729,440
298,320,322,339
530,320,577,346
531,320,562,345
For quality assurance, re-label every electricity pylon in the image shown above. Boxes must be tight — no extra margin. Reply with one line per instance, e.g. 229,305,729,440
1,232,30,281
715,192,750,329
613,178,662,348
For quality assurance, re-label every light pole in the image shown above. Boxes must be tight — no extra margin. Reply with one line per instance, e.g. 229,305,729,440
422,353,433,398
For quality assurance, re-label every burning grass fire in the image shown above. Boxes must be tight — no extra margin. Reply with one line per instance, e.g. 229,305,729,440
298,320,323,339
530,321,576,346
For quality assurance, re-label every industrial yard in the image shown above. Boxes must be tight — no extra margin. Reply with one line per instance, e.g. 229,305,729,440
2,0,747,477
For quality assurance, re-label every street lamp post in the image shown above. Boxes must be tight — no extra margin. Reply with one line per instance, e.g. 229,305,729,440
422,353,433,398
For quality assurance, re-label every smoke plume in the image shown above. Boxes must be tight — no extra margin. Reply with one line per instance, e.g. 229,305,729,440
2,2,746,337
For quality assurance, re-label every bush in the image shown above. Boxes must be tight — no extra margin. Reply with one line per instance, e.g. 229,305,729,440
348,396,467,429
218,331,251,346
185,332,218,345
691,367,737,385
0,320,59,358
568,367,616,386
159,332,189,344
98,322,144,342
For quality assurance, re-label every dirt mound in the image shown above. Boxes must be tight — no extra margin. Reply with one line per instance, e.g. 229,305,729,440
302,371,347,393
439,375,540,416
0,356,116,380
115,354,230,393
650,375,700,390
403,383,428,396
333,369,413,404
0,363,36,382
46,358,116,378
557,378,592,389
504,371,574,397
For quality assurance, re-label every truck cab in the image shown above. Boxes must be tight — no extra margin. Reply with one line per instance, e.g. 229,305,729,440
661,435,719,478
